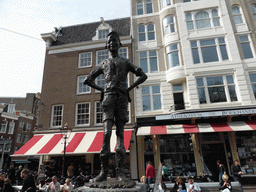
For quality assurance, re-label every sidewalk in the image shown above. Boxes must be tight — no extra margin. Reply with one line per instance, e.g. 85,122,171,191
243,185,256,192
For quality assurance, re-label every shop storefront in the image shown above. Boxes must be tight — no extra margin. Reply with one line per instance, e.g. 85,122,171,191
136,118,256,182
12,129,137,179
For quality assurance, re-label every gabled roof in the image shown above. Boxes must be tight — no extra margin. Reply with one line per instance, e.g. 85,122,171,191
0,93,35,113
51,17,130,46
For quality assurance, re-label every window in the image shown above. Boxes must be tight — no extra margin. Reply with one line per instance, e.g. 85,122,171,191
138,24,155,42
0,120,7,133
195,11,211,29
77,75,91,94
95,102,103,125
142,85,162,111
17,133,22,143
146,0,153,14
173,84,185,110
166,44,180,69
27,123,31,130
249,73,256,99
23,135,29,144
22,123,27,132
239,35,254,59
196,75,237,104
98,29,109,39
191,37,229,64
161,0,171,9
51,105,63,128
8,121,15,134
119,47,128,59
186,13,194,30
212,9,220,26
76,103,90,126
137,1,143,15
139,50,158,73
19,121,24,128
137,0,153,15
251,5,256,21
97,50,109,65
163,15,175,35
78,52,92,68
231,6,243,24
186,9,221,31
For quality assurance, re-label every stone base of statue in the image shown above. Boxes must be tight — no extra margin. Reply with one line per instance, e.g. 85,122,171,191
71,179,146,192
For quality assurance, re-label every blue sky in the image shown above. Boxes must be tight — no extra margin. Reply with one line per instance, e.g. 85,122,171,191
0,0,130,97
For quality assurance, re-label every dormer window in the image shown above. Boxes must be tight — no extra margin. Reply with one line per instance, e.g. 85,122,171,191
99,29,109,39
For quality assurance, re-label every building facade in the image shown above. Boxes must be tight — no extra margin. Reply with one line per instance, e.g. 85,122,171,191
131,0,256,182
0,93,40,170
15,17,139,179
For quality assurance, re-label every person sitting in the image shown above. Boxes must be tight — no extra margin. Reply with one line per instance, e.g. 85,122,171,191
61,178,74,192
186,176,201,192
140,175,150,192
47,176,60,192
38,179,47,192
20,169,37,192
219,174,232,192
3,178,14,192
172,176,186,192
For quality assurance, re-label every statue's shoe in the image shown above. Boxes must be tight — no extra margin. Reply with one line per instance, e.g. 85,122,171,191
91,171,108,182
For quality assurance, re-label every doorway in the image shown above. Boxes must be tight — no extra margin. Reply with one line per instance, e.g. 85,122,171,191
201,143,227,182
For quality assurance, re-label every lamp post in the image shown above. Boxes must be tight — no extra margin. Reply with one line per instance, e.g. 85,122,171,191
59,123,72,178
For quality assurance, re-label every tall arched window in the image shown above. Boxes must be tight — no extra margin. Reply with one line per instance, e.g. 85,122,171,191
138,25,146,41
195,11,211,29
163,15,175,35
137,1,143,15
147,23,155,40
231,6,243,24
251,4,256,21
161,0,171,9
212,9,220,26
146,0,153,14
186,13,194,30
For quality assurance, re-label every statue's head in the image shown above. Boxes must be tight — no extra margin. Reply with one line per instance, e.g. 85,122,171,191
105,31,122,51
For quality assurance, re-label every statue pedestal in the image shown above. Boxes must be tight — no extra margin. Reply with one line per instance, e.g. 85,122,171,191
71,182,146,192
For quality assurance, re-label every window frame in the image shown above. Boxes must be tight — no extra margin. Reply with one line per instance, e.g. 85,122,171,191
0,120,7,133
238,34,254,59
78,52,92,68
231,6,244,25
166,43,181,69
186,8,221,31
196,75,238,104
94,101,103,125
163,15,176,36
16,133,22,143
141,85,162,111
190,37,229,64
139,50,158,73
51,104,64,128
75,102,90,127
138,23,156,42
136,0,153,15
77,75,91,95
137,1,144,15
23,134,29,144
98,29,109,39
8,121,15,134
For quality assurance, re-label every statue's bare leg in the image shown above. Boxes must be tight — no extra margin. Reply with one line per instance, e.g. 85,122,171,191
92,120,113,182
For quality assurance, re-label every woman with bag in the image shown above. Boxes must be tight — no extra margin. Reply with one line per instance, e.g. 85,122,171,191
171,176,186,192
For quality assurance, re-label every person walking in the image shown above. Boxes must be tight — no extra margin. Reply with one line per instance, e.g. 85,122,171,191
217,160,226,182
16,165,23,185
20,169,37,192
146,161,155,184
231,160,243,192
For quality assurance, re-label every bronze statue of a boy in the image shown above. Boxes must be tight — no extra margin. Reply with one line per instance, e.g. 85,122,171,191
84,31,147,182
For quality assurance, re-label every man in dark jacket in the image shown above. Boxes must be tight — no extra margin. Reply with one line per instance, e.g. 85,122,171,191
231,159,243,192
20,169,37,192
16,165,23,185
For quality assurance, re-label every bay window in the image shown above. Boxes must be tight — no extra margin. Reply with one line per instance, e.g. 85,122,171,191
163,15,175,35
166,44,180,69
196,75,237,104
161,0,171,9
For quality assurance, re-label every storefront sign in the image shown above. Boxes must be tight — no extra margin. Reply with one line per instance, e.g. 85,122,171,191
156,108,256,120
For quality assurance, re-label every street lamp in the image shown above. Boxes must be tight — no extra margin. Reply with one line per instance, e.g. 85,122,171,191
59,123,72,178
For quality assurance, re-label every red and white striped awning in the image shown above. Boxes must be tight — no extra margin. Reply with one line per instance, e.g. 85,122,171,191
137,121,256,136
13,130,133,156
